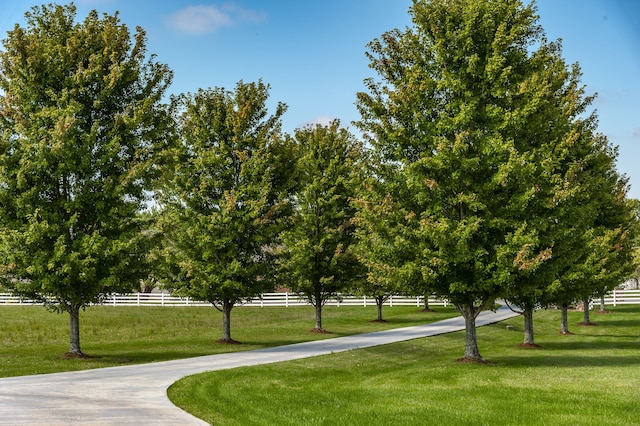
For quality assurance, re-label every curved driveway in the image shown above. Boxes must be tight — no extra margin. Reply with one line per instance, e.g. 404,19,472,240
0,306,518,425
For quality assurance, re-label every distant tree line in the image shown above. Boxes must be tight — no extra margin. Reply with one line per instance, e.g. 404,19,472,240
0,1,637,361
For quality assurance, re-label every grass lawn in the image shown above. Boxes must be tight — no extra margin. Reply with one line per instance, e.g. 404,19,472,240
0,303,458,377
168,306,640,426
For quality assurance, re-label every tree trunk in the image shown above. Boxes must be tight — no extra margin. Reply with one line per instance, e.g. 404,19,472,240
314,301,323,331
459,304,482,361
221,299,234,342
582,296,592,324
68,304,82,355
422,294,434,312
599,294,606,312
523,307,535,346
376,295,384,321
560,304,571,334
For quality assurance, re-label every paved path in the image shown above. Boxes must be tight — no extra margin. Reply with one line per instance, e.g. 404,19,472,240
0,306,518,425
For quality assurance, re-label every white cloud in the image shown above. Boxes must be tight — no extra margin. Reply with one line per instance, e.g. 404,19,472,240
76,0,115,4
223,4,266,23
304,115,336,128
168,4,266,35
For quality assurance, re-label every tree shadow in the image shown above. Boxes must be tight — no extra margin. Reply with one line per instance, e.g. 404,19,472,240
494,353,640,368
591,319,640,327
540,340,639,351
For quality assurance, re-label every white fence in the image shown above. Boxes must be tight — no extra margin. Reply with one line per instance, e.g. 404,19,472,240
2,289,639,308
0,292,449,308
601,289,640,307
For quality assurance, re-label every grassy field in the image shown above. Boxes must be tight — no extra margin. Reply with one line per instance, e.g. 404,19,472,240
0,304,458,377
168,306,640,426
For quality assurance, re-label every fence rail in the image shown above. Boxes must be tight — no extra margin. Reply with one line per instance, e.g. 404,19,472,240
1,289,639,308
601,289,640,307
0,292,449,308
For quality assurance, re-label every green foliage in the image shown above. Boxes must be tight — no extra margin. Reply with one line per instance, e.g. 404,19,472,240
169,306,640,426
0,4,172,353
155,81,293,340
280,120,364,329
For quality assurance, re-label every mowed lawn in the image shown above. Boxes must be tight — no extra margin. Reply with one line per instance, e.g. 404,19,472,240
0,303,458,377
168,306,640,426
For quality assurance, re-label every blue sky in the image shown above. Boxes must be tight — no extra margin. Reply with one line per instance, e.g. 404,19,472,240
1,0,638,198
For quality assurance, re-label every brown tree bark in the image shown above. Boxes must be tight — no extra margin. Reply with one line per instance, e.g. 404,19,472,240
376,296,385,321
560,304,571,334
421,294,434,312
580,296,595,325
522,307,536,346
220,299,235,342
599,294,607,313
314,301,323,331
458,304,483,361
67,304,82,355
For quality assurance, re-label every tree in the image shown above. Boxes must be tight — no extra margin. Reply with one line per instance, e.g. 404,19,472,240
156,81,292,343
512,131,633,339
575,137,635,325
352,192,414,322
499,52,612,345
629,199,640,289
545,132,635,332
280,120,363,332
353,156,429,322
0,4,172,356
356,0,590,361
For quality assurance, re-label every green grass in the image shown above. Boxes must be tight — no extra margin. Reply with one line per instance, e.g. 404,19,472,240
0,304,458,377
168,306,640,426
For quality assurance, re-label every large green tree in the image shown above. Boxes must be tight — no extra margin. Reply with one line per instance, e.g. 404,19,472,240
280,120,364,332
157,81,292,343
356,0,594,361
0,4,172,356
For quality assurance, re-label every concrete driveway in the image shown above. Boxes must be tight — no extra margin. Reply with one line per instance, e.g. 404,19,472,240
0,306,518,425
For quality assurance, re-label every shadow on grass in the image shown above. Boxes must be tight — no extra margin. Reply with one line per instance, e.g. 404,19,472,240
234,339,326,347
589,319,640,327
75,351,221,364
80,342,276,365
539,340,639,351
495,354,640,368
492,331,640,368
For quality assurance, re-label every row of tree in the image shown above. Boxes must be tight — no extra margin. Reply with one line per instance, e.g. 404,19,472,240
0,2,637,361
353,0,637,360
